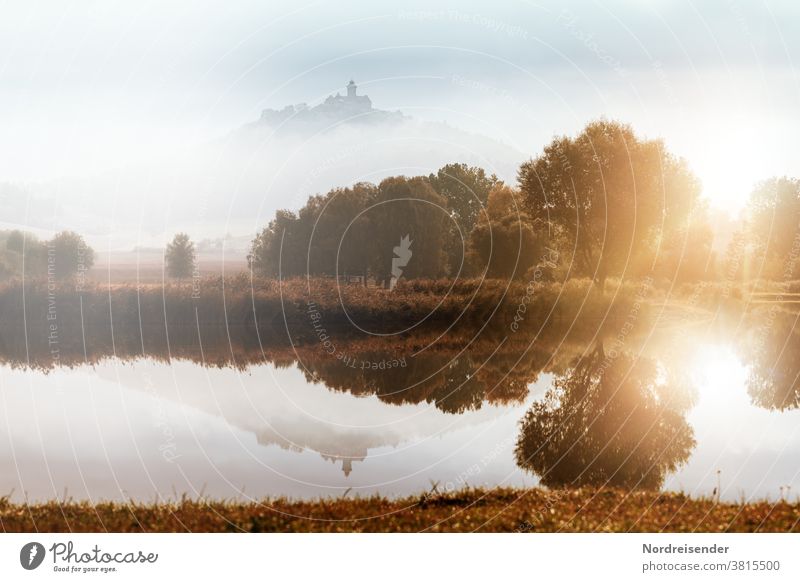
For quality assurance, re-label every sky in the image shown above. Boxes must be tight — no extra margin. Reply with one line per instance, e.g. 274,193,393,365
1,0,799,217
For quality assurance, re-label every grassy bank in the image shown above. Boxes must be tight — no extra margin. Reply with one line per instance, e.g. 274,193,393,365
0,275,645,329
2,488,797,533
0,276,648,368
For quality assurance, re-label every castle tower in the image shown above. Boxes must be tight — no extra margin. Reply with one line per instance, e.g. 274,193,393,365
346,80,357,98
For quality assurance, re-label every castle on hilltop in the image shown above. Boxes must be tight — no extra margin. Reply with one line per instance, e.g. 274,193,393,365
321,79,372,113
258,80,401,130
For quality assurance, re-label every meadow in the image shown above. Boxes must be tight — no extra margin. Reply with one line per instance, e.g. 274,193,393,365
0,275,648,348
2,488,797,533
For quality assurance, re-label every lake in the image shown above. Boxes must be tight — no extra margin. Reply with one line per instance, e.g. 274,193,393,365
2,309,799,504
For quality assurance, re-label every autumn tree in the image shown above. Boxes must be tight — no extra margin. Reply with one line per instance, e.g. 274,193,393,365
428,163,500,273
745,177,800,279
165,233,196,279
519,120,702,288
468,185,545,280
654,203,716,282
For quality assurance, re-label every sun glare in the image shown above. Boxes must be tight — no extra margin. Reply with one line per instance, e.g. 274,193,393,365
690,344,748,405
691,120,774,214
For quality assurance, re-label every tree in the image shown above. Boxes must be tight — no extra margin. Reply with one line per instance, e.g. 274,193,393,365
1,230,44,279
515,344,695,489
305,183,377,279
165,233,196,279
428,163,500,273
519,120,701,288
745,177,800,279
248,184,377,279
5,230,27,254
248,210,308,277
48,231,95,280
654,203,716,282
468,185,545,280
744,313,800,410
368,176,449,286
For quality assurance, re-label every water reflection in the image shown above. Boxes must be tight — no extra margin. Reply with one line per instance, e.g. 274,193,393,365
1,308,800,501
0,360,532,501
515,343,695,489
743,311,800,410
298,348,548,414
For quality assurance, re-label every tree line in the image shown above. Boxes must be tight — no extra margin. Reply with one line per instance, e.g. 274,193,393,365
248,120,721,287
0,229,198,282
0,230,95,281
247,167,507,285
4,119,798,287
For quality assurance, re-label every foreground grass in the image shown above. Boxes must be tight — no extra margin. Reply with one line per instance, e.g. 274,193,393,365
2,488,797,532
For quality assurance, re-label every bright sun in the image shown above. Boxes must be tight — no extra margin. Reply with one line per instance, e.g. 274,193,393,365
688,119,775,214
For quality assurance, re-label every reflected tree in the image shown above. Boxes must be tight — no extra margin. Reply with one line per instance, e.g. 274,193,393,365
515,343,695,489
298,347,541,414
745,314,800,410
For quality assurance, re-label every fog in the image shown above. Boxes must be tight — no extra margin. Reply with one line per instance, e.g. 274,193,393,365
2,0,800,252
1,97,524,253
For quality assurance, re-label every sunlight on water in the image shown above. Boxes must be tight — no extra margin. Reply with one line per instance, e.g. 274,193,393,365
2,316,800,504
665,342,800,501
692,344,748,406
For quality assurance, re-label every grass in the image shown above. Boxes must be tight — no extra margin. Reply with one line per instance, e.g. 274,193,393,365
2,488,797,533
0,274,646,332
0,275,648,369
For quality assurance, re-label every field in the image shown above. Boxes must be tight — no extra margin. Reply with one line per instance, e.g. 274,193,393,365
86,252,249,284
2,488,797,533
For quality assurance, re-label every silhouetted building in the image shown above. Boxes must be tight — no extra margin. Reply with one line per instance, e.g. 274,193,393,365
318,79,372,113
257,80,400,131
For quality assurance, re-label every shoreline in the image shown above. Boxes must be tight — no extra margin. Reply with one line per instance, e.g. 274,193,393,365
2,487,797,533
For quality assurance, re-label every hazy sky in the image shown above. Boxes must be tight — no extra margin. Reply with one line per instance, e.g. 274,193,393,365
1,0,798,213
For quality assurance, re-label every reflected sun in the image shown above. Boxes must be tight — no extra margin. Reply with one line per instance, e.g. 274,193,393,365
690,344,748,405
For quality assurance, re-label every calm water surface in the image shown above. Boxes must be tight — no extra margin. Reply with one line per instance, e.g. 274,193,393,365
2,322,799,503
